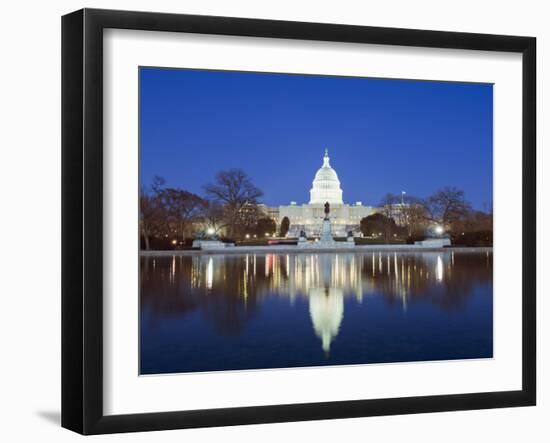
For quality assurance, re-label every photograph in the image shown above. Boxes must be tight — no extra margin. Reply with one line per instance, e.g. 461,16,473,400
139,67,494,375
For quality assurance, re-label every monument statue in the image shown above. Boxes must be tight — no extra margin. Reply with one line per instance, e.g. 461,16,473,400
324,201,330,220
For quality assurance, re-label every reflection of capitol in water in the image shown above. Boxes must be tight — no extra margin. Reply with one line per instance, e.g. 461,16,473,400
308,287,343,353
140,251,493,373
180,251,492,354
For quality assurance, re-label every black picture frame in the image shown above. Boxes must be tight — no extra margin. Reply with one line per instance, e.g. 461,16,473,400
62,8,536,435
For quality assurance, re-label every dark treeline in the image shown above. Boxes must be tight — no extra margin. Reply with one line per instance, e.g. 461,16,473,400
141,171,492,249
140,170,276,250
360,187,492,246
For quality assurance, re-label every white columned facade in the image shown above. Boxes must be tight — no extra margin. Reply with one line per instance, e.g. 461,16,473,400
264,150,376,237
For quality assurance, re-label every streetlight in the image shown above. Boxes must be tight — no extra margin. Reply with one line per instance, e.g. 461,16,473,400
434,225,444,235
206,227,215,236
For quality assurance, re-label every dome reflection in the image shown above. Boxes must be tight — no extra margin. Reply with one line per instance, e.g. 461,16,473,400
141,251,492,355
309,286,344,354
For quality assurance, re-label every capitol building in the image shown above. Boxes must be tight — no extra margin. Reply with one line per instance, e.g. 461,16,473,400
263,149,375,237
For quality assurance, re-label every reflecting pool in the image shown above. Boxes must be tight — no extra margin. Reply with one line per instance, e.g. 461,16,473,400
140,251,493,374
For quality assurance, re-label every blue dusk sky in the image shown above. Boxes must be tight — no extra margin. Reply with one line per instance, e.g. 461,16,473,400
139,67,493,210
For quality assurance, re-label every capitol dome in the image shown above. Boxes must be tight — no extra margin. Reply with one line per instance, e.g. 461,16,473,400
309,149,344,204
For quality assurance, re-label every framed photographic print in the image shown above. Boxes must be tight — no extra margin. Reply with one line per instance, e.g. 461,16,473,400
61,8,536,434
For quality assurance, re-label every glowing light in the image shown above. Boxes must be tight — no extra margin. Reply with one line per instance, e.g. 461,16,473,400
436,255,444,282
171,239,177,245
245,234,250,239
434,225,444,235
206,227,215,235
206,257,213,289
170,255,176,282
283,255,288,278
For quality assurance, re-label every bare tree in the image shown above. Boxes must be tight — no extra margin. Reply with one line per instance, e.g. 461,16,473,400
151,175,166,194
197,201,227,236
379,193,403,225
204,169,264,238
139,186,167,250
401,204,428,237
157,188,206,241
140,176,208,248
424,187,472,227
396,194,429,237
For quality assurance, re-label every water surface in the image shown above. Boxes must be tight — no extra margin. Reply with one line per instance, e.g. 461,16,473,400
140,251,492,374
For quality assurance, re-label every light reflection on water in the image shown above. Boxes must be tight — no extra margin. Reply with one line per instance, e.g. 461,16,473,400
140,251,493,374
